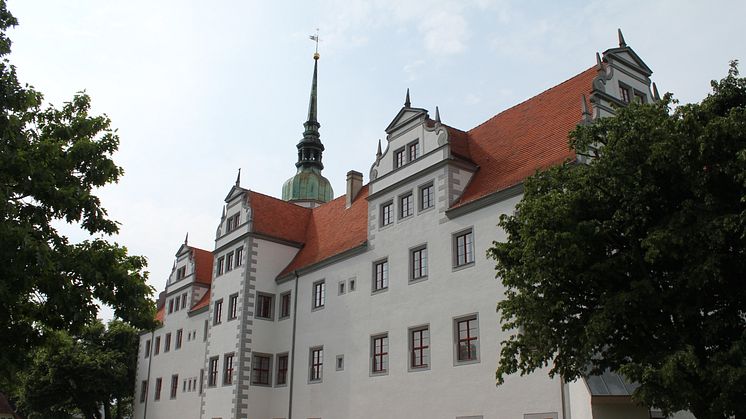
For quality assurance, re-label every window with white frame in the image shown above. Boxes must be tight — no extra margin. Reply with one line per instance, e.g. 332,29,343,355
373,259,388,292
213,299,223,324
256,292,274,320
411,245,428,281
312,280,325,309
228,293,238,320
175,329,183,349
139,380,147,403
226,252,233,272
154,336,160,355
394,148,406,168
309,346,323,382
420,182,434,210
454,315,480,364
400,192,413,218
454,229,474,267
217,256,225,276
154,377,162,400
371,334,389,375
235,246,243,266
408,141,420,161
226,213,240,232
164,333,171,352
381,201,393,226
276,353,289,386
279,291,291,319
170,374,178,399
208,356,219,387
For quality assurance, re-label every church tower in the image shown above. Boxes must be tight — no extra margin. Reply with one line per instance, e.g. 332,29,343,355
281,52,334,207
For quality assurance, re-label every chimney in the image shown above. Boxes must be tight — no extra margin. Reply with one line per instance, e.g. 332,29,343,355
346,170,363,208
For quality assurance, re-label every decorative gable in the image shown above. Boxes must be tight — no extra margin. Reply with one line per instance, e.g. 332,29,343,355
384,107,428,135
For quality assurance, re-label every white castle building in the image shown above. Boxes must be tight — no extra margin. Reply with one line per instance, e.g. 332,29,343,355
135,31,666,419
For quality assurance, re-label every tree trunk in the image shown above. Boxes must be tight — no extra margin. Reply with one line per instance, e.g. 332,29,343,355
104,401,112,419
114,398,122,419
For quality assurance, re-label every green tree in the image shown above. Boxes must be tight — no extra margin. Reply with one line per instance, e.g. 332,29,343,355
17,320,139,419
0,0,155,389
488,64,746,419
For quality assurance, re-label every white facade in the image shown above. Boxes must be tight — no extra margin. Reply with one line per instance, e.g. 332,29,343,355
134,33,660,419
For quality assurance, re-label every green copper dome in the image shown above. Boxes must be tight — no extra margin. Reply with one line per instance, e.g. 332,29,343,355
282,166,333,203
282,52,334,206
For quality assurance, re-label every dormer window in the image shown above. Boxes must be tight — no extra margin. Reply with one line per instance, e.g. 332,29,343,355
394,148,406,168
176,266,186,281
634,92,646,103
619,83,631,103
226,213,240,232
408,141,420,161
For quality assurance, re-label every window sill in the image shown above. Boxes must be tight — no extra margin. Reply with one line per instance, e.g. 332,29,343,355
409,276,428,285
452,261,475,273
454,358,481,367
371,287,389,296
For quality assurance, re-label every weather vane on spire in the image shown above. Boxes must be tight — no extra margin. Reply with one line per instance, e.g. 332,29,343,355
309,28,320,60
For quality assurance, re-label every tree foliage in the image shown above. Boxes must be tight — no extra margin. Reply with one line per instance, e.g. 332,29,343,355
489,63,746,419
17,320,139,419
0,0,155,388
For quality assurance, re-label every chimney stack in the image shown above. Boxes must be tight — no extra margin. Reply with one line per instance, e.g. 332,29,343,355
346,170,363,208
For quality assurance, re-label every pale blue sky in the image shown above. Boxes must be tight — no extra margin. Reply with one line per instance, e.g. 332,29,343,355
8,1,745,319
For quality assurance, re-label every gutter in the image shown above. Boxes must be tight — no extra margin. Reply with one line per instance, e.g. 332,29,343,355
288,271,300,419
143,329,154,419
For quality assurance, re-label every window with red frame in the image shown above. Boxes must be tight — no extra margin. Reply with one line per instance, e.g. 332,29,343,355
456,316,479,362
228,293,238,320
208,356,219,386
170,374,178,399
371,334,388,373
312,281,325,309
410,327,430,368
251,353,271,385
223,353,234,385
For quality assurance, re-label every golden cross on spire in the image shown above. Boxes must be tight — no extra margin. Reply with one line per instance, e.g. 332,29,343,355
309,28,320,59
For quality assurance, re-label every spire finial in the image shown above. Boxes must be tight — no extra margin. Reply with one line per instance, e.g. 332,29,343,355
184,232,189,245
581,94,591,121
310,28,320,59
617,28,627,47
652,82,661,101
404,88,411,107
376,139,382,159
435,106,441,123
596,52,603,69
221,205,226,218
235,168,241,186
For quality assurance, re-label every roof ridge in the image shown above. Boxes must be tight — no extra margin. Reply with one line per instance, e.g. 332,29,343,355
249,189,311,209
468,66,596,134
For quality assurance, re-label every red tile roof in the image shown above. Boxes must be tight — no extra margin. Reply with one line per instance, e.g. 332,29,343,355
445,124,473,162
155,305,165,323
453,66,596,207
249,190,311,244
278,185,369,278
155,66,598,306
190,290,211,312
191,247,214,285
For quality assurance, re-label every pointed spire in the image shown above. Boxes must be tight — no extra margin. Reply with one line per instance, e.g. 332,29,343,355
581,94,591,121
235,168,241,186
652,82,661,101
435,106,441,123
307,57,319,124
184,232,189,245
404,88,411,108
376,139,382,160
617,28,627,48
596,52,603,70
221,205,226,218
293,52,325,170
